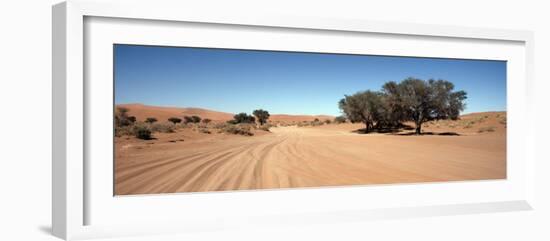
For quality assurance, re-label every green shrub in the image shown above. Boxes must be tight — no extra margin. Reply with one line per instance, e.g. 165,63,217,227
191,115,202,123
133,123,152,140
202,118,212,124
145,117,158,124
233,113,255,124
168,117,182,124
333,116,346,124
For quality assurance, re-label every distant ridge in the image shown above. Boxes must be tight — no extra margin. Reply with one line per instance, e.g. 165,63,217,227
115,103,335,123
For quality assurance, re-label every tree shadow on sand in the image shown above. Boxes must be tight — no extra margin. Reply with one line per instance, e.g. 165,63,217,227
351,123,412,135
351,124,460,136
394,131,460,136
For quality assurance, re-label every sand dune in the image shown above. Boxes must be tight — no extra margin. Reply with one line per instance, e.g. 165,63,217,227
115,112,506,195
117,103,234,122
117,103,334,123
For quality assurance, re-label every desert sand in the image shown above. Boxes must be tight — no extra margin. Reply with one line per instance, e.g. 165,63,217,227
114,109,506,195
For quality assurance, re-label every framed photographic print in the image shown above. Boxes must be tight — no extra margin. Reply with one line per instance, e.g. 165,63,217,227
53,0,535,240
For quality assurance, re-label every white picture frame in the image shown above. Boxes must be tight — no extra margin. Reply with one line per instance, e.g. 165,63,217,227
52,0,535,240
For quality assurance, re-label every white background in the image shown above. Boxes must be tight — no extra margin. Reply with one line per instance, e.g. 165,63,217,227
0,0,548,240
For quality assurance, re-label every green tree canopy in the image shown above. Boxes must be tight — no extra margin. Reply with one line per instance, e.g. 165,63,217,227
252,109,270,125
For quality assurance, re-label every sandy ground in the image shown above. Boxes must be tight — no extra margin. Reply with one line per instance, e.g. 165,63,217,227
115,114,506,195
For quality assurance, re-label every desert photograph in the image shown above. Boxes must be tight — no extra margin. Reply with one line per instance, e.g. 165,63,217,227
113,44,507,195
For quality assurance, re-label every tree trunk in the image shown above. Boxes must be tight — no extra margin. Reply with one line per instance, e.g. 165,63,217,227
365,122,370,133
415,122,422,135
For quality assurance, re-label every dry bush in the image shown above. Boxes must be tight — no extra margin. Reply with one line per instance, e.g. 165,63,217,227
198,128,211,134
115,125,133,137
219,124,254,136
132,123,153,140
478,126,496,133
259,123,273,132
213,122,230,129
310,120,323,126
150,122,175,133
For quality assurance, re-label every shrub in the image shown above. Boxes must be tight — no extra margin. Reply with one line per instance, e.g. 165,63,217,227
478,126,496,133
114,125,133,137
168,117,182,124
127,116,137,124
220,124,254,136
133,123,152,140
198,128,211,134
310,120,323,126
191,115,202,123
145,117,158,124
226,119,238,125
202,118,212,124
150,122,175,133
115,107,133,127
183,116,194,124
233,113,256,124
259,123,273,132
333,116,346,124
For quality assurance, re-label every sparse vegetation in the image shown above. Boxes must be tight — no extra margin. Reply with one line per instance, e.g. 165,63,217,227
232,112,256,124
198,127,211,134
191,115,202,123
183,116,194,124
219,124,254,136
150,122,175,133
168,117,182,124
478,126,496,133
253,109,270,126
202,118,212,124
259,123,273,132
133,123,153,140
333,116,347,124
115,107,133,127
145,117,158,124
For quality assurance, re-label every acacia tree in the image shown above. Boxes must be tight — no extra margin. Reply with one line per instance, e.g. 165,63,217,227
191,115,202,123
338,90,386,133
384,78,467,135
252,109,270,126
183,116,194,124
232,113,256,124
168,117,182,125
145,117,158,124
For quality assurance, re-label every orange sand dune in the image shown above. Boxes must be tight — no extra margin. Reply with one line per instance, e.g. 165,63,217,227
116,103,335,123
117,103,234,122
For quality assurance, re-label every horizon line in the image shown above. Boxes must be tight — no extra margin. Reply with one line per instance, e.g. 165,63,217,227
115,102,506,116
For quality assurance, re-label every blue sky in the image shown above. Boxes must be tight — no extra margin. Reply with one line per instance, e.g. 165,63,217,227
114,44,506,116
